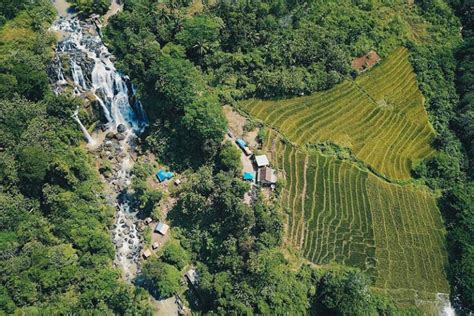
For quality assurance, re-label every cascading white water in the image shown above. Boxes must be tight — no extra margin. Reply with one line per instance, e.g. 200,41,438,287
51,17,147,138
72,110,96,145
437,293,456,316
50,16,148,281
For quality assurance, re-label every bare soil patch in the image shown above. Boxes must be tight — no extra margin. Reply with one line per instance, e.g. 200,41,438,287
351,50,381,72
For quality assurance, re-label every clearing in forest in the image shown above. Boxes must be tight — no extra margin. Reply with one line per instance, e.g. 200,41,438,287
240,47,435,181
263,130,449,306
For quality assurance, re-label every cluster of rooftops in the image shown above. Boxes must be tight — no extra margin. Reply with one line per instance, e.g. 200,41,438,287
144,136,277,259
236,138,277,186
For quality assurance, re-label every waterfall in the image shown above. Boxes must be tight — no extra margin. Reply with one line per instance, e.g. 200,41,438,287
72,110,96,145
51,17,147,140
71,60,87,90
50,16,148,281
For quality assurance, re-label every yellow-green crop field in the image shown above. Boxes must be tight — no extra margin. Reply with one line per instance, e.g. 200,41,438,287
241,47,435,180
244,48,450,307
263,130,449,306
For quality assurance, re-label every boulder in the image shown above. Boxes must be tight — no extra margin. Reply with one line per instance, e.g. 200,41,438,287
116,133,126,141
117,124,126,133
105,132,115,139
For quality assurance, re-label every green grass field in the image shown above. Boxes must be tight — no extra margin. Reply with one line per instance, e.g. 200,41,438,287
263,130,449,306
241,47,435,181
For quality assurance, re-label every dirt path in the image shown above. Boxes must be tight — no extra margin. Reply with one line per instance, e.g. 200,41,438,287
104,0,124,23
51,0,72,17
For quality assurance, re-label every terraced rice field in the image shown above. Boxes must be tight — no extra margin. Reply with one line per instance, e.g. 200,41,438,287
240,47,435,180
263,130,449,305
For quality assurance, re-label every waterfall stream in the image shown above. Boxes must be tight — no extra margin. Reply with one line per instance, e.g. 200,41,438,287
50,16,148,281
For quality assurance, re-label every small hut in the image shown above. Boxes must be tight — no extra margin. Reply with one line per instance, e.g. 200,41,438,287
155,222,170,235
185,269,199,287
254,155,270,168
258,166,277,185
142,249,152,259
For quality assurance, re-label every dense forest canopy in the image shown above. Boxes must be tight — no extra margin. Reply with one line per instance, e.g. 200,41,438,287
0,1,150,313
0,0,473,314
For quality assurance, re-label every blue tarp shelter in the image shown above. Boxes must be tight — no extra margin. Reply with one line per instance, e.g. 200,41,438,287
236,138,247,150
156,170,174,182
243,172,254,181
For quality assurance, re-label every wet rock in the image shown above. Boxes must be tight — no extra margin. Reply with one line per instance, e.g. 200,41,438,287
117,124,126,133
116,133,126,141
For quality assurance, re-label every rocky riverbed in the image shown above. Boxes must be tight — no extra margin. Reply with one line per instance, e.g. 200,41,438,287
49,12,148,281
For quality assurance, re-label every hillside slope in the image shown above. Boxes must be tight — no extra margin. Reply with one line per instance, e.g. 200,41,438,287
241,48,435,180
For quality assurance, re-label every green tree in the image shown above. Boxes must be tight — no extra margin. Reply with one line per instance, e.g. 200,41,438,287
141,260,181,299
68,0,112,15
176,15,222,59
315,270,375,316
218,141,242,172
161,242,189,270
16,145,51,196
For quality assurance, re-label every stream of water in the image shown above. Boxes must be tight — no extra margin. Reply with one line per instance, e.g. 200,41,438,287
49,15,148,281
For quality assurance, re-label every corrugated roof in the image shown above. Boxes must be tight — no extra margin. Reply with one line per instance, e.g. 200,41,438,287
255,155,269,167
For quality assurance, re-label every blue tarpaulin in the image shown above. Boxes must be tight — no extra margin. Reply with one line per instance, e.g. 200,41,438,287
156,170,174,182
236,138,247,149
243,172,254,181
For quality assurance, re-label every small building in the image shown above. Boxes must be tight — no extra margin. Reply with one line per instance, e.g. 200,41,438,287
242,172,255,181
174,179,181,186
156,170,174,182
185,269,199,287
258,166,277,185
155,222,170,235
142,249,152,259
144,217,153,225
152,242,160,250
254,155,270,168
